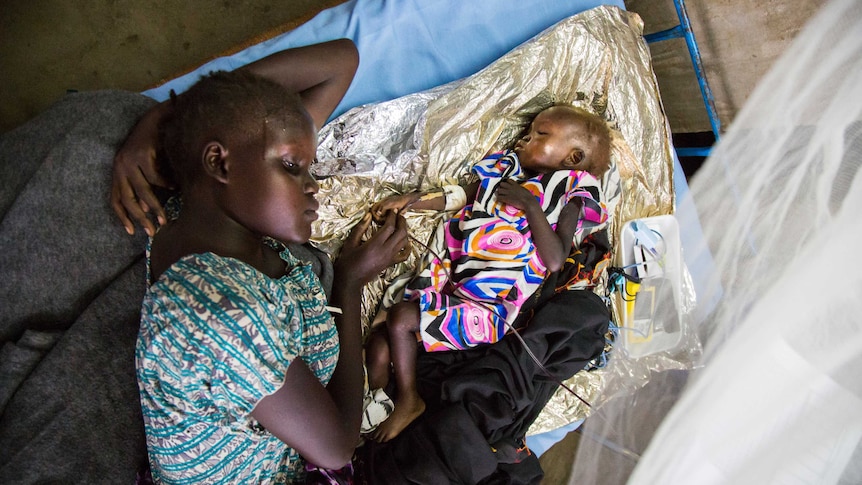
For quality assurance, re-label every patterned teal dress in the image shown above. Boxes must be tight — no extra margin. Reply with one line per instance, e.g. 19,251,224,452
136,246,338,484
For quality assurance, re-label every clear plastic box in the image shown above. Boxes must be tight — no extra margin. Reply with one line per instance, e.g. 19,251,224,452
618,215,684,358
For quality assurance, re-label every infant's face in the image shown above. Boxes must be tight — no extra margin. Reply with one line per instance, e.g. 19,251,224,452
514,107,594,174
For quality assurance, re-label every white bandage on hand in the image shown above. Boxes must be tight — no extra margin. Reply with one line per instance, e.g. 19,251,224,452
442,184,467,211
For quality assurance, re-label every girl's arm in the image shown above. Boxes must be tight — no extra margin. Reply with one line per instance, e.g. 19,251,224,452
251,211,408,469
111,100,173,236
111,39,359,236
243,38,358,130
495,180,582,272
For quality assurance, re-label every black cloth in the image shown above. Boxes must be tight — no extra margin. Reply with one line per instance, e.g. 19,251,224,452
356,289,609,484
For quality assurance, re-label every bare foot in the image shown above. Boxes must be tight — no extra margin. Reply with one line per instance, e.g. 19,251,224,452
369,394,425,442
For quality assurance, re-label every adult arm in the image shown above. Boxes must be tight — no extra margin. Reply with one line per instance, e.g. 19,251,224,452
111,101,173,236
111,39,359,236
242,38,358,130
251,211,408,469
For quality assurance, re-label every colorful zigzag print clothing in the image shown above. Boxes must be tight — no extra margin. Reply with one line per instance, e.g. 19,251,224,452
136,247,338,484
407,150,607,352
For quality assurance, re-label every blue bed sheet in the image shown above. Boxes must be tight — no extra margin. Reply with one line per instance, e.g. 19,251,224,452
144,0,625,120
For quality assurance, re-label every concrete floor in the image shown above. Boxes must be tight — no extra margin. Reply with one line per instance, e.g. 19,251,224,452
0,0,345,134
634,0,825,133
0,0,826,482
0,0,823,136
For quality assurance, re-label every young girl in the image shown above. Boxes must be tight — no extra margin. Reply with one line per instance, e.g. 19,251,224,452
111,39,359,239
365,105,611,442
134,44,410,482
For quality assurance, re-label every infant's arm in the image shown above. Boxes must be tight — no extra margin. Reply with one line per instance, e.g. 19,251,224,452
496,179,577,272
370,182,479,221
535,198,582,272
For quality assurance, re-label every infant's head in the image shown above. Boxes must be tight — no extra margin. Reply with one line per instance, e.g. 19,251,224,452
514,104,611,177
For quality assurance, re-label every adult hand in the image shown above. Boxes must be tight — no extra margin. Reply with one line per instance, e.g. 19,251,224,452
111,106,174,236
337,211,410,285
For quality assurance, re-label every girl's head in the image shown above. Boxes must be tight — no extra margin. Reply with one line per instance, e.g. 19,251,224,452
514,105,611,177
161,70,320,243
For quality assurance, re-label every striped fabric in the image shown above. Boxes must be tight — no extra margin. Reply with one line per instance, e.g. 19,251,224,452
136,247,338,484
410,150,607,351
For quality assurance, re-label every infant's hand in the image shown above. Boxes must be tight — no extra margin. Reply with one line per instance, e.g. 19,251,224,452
337,211,410,285
370,193,419,223
495,179,538,212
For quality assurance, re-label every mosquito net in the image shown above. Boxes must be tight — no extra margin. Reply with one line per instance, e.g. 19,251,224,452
570,0,862,482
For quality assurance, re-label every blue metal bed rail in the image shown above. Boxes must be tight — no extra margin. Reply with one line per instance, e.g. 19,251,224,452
644,0,721,158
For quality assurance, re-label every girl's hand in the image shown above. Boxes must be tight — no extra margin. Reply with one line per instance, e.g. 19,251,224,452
337,211,410,285
369,193,420,223
111,106,174,236
495,179,539,212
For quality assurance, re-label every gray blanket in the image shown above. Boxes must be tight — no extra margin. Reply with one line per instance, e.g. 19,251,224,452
0,90,160,483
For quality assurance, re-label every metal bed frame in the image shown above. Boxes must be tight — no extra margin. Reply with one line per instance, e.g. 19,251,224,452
644,0,721,158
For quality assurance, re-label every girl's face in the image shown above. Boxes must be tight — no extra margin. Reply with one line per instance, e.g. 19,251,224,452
222,117,320,244
513,108,591,174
